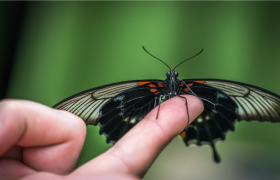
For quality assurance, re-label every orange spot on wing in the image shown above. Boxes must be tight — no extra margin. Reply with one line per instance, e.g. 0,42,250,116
193,81,204,84
184,88,190,92
157,83,164,87
180,131,186,139
149,84,156,87
139,82,151,86
150,89,158,92
187,141,192,146
150,89,160,95
181,82,194,87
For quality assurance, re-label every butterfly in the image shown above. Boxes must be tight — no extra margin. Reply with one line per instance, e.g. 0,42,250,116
53,46,280,163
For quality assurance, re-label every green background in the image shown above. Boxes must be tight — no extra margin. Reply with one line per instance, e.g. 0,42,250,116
5,2,280,180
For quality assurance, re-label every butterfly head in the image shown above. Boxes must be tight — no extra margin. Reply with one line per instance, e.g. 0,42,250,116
166,70,178,80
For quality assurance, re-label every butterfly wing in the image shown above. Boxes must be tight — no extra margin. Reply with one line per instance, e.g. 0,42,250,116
202,79,280,122
54,78,279,162
180,79,280,162
53,80,165,143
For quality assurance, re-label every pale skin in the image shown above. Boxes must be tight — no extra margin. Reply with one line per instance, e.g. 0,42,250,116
0,95,203,180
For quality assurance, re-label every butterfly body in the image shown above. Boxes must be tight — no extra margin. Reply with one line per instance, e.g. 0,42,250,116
163,70,180,97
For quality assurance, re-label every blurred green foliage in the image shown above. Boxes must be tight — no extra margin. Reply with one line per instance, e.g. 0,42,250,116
4,1,280,180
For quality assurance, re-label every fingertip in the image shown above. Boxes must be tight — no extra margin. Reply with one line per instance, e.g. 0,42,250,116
55,109,87,132
145,94,204,137
187,94,204,121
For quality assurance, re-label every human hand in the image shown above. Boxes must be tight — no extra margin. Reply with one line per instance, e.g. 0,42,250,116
0,95,203,180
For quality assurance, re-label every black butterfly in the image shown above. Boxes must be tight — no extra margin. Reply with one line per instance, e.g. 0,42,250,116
53,47,280,163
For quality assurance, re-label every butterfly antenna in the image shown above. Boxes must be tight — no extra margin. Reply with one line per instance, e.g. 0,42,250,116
142,46,171,71
173,48,204,71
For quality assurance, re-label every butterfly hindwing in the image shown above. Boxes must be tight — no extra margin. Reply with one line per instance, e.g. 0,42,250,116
179,81,240,162
179,79,280,162
95,81,165,143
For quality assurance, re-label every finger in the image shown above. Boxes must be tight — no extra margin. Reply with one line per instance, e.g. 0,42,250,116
0,159,35,180
20,172,139,180
71,95,203,178
0,99,86,175
1,145,22,161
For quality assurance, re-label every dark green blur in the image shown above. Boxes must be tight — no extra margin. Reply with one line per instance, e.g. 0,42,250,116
4,2,280,179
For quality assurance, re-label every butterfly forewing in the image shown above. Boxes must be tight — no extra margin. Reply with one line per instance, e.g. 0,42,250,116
201,79,280,122
53,81,156,125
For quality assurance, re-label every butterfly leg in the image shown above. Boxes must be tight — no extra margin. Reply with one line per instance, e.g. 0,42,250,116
180,81,216,106
156,95,171,119
177,95,190,125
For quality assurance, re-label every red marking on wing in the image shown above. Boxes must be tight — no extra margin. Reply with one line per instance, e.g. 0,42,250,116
139,82,151,86
150,89,160,95
193,81,204,84
150,89,158,92
157,83,164,87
